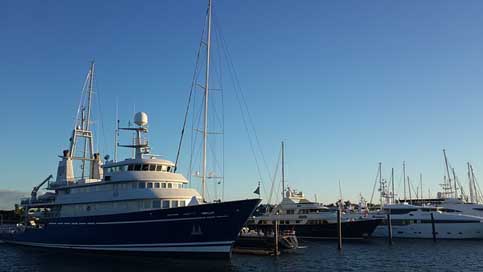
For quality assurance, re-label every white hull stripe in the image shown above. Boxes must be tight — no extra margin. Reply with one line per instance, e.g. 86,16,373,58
6,240,233,248
8,241,232,253
49,215,229,225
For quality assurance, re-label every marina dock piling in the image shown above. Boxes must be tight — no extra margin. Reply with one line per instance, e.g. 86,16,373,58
337,209,342,251
274,218,280,256
387,213,393,245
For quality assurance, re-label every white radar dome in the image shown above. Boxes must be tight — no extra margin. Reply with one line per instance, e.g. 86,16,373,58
134,112,148,126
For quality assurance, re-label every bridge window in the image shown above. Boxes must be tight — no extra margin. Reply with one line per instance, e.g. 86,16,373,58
162,200,170,209
128,164,134,171
149,164,156,171
389,209,417,215
134,164,142,171
142,164,149,171
156,165,162,171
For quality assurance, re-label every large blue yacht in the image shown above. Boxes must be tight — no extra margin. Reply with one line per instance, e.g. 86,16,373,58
0,0,260,257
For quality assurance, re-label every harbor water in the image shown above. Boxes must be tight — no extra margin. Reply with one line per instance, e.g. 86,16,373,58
1,239,482,272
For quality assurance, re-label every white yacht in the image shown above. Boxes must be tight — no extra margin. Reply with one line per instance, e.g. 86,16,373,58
250,189,381,239
369,203,483,239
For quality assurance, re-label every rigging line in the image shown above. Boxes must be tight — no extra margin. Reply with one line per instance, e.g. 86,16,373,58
369,165,380,205
267,147,282,205
93,76,108,156
174,19,207,172
215,16,271,197
211,15,226,201
214,29,264,185
217,25,273,182
189,90,208,182
73,69,91,130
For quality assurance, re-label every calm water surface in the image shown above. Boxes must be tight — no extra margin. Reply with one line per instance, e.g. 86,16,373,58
1,239,482,272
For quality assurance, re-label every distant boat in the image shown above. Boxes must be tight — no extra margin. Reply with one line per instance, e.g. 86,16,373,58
248,142,381,239
367,203,483,239
0,0,260,258
360,159,483,239
250,189,380,239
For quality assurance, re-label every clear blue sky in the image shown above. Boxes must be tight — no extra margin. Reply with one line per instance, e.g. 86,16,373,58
2,1,483,206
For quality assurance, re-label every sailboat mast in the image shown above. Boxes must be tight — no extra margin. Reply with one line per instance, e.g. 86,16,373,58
281,141,285,199
443,149,452,197
468,162,474,203
391,168,395,204
452,167,458,199
403,161,406,201
201,0,212,202
420,173,423,201
378,162,382,205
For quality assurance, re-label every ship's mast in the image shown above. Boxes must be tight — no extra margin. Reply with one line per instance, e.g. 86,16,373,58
378,162,383,206
468,162,474,203
281,141,285,199
391,168,395,204
68,61,96,180
443,149,453,197
403,161,406,201
81,61,95,179
201,0,212,202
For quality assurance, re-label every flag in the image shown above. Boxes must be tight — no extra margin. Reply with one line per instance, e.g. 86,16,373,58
253,181,260,196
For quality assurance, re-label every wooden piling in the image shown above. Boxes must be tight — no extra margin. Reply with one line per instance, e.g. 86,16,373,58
274,219,280,256
337,209,342,251
387,213,393,245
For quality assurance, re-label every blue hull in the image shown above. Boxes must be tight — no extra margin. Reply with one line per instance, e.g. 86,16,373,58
1,199,261,259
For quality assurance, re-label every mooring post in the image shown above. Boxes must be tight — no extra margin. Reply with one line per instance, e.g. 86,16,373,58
387,213,393,245
337,209,342,251
274,218,280,256
431,212,437,242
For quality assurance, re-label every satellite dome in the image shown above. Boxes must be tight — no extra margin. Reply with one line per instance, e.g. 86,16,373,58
134,112,148,126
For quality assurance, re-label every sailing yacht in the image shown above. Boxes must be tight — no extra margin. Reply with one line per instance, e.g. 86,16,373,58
0,0,260,258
